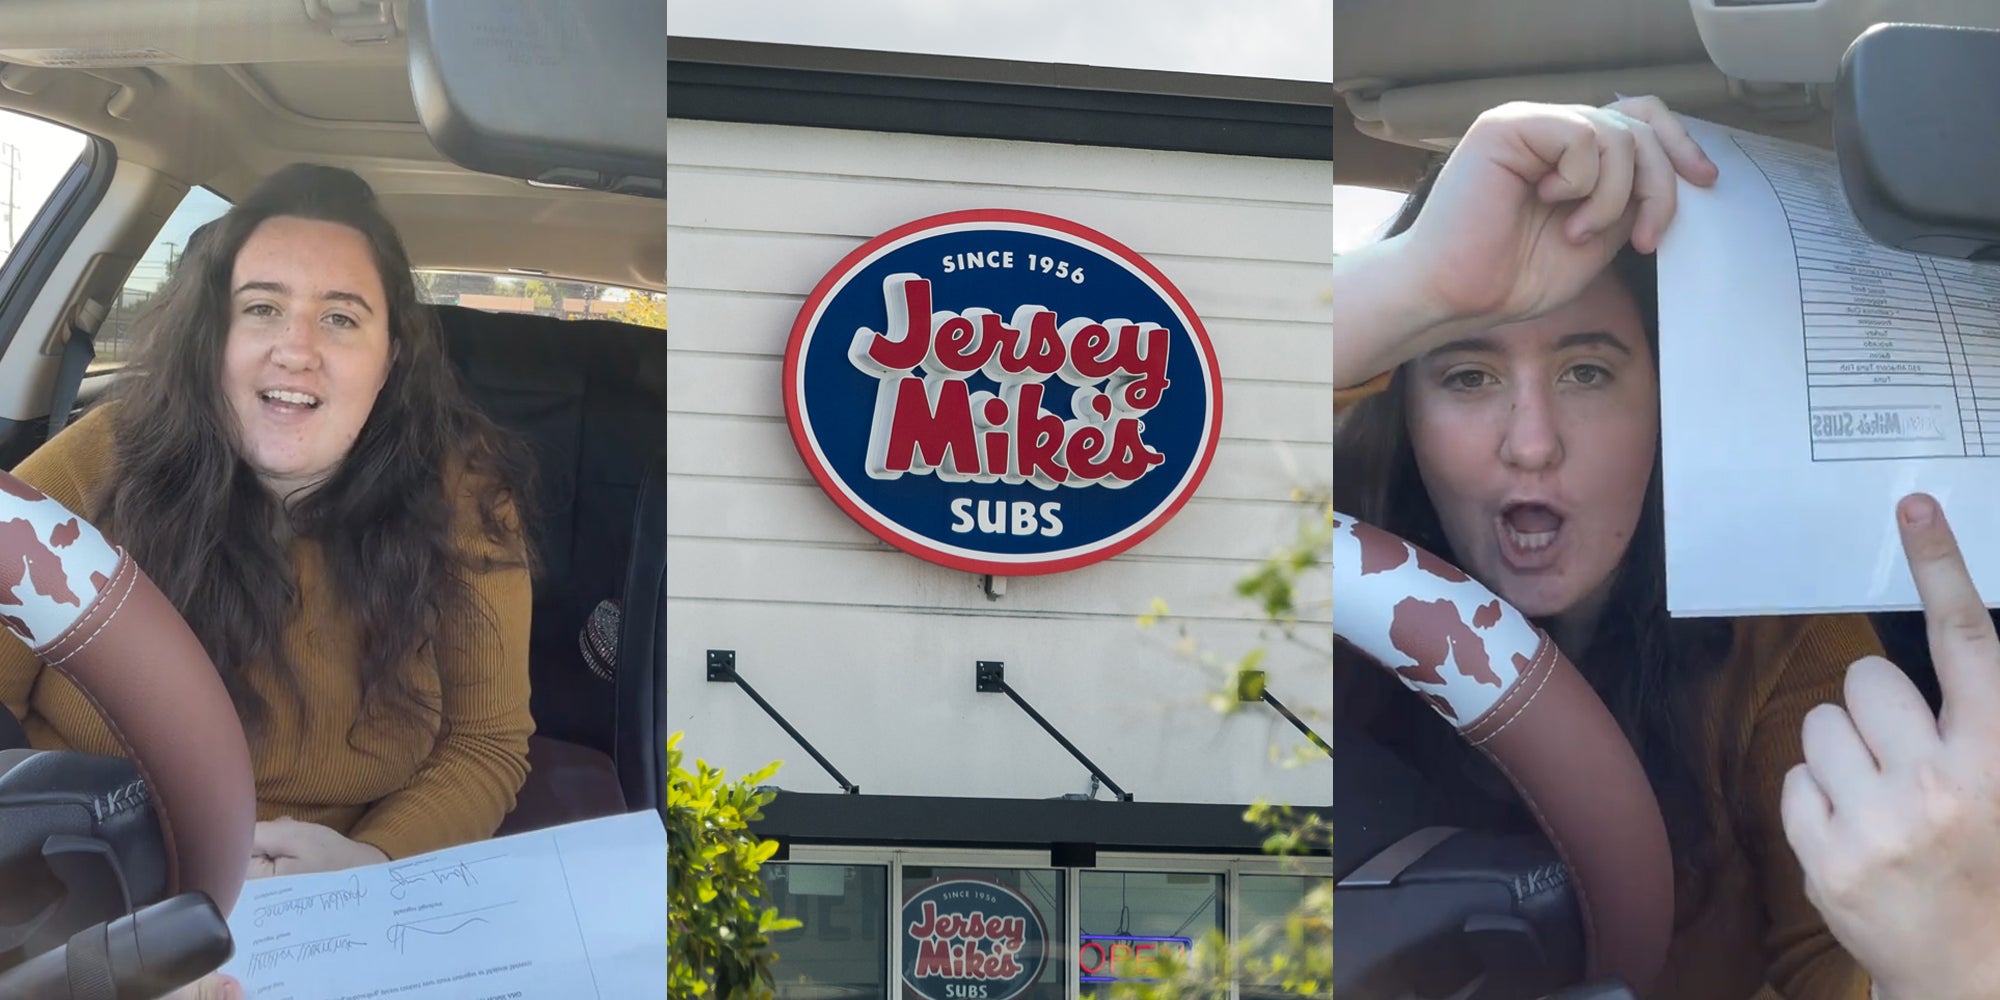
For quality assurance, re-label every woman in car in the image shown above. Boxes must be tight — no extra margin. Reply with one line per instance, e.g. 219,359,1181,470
1334,97,1877,998
0,164,536,879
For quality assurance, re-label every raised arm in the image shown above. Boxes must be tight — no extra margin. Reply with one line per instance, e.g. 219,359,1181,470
1334,97,1719,388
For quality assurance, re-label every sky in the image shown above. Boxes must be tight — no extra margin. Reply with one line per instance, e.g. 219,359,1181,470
670,0,1332,82
1334,184,1407,254
0,113,87,253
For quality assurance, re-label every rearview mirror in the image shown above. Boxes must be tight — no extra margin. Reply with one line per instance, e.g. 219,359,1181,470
405,0,664,198
1834,22,2000,259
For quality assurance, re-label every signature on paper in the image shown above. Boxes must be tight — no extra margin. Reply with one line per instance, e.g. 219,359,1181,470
384,902,517,954
387,855,508,900
250,876,368,928
248,934,366,973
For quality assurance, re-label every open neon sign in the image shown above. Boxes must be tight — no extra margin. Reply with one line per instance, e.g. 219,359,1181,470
1078,935,1192,982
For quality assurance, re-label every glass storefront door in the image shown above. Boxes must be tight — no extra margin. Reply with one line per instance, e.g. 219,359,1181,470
900,865,1066,1000
764,863,890,998
761,850,1330,999
1239,873,1333,999
1077,871,1223,993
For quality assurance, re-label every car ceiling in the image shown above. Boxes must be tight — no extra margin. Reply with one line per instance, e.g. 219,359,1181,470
0,0,663,291
1334,0,2000,192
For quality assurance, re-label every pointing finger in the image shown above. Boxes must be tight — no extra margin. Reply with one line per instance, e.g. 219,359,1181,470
1898,493,2000,731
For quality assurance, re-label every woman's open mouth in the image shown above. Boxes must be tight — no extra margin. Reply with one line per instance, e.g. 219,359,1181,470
1497,501,1565,570
258,388,322,413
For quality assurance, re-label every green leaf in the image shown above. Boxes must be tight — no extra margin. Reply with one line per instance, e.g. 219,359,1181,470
668,732,793,999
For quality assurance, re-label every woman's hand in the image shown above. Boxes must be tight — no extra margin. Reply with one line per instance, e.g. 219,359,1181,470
166,972,242,999
1335,96,1718,385
1402,95,1717,326
1781,494,2000,1000
250,817,388,876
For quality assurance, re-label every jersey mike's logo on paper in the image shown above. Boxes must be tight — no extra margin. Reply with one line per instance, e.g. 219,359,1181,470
1808,405,1945,444
784,209,1222,575
901,878,1047,1000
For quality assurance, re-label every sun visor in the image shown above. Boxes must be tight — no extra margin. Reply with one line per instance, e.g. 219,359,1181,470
1342,64,1735,151
1690,0,2000,85
405,0,663,198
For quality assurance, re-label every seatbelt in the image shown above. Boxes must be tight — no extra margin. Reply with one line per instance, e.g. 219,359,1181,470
47,299,106,437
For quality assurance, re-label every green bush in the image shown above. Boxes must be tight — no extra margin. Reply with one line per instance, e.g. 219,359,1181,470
667,733,801,999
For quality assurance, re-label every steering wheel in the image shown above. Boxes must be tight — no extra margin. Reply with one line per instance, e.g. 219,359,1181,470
1332,512,1673,999
0,469,256,994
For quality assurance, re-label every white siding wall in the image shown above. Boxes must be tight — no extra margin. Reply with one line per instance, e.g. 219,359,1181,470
668,118,1331,807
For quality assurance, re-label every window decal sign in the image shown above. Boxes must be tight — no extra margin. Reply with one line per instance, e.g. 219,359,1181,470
784,209,1223,575
901,878,1048,1000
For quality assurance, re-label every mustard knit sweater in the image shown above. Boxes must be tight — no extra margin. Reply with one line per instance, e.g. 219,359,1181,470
0,405,534,860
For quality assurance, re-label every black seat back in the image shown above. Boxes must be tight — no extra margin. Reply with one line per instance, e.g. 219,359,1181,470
615,452,664,812
433,305,664,765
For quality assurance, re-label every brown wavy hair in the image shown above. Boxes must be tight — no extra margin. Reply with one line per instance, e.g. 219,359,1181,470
95,164,534,745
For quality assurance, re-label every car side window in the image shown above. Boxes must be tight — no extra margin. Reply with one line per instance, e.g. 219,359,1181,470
414,270,666,329
0,114,89,264
95,186,231,372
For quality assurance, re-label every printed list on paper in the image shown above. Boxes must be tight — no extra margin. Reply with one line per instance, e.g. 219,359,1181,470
218,810,666,1000
1658,117,2000,617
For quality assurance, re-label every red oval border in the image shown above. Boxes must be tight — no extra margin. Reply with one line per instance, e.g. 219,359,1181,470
782,208,1224,576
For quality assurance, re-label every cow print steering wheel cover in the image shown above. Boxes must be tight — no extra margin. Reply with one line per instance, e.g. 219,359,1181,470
0,469,255,917
1333,511,1673,995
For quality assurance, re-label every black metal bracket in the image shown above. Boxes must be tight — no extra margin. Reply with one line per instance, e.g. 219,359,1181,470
975,661,1133,801
707,650,859,794
1238,670,1333,758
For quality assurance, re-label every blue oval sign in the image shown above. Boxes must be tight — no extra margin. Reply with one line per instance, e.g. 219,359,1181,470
900,878,1048,1000
784,209,1222,575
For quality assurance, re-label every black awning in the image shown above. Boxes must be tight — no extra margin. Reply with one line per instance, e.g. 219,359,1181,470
752,791,1330,857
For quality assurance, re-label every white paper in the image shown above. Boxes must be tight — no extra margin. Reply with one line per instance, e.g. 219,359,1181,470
218,811,666,1000
1659,117,2000,616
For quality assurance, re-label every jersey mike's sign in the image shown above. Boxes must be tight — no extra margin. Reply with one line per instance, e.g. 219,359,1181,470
901,878,1048,1000
784,209,1222,575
